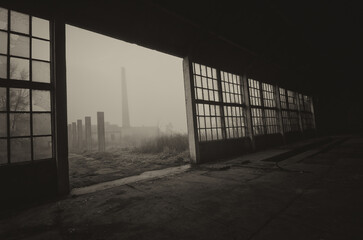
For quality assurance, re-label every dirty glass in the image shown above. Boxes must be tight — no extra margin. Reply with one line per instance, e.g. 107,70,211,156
10,113,30,136
33,136,52,160
0,31,7,54
10,57,29,80
32,60,50,83
10,11,29,34
10,137,31,162
10,88,29,111
10,34,30,58
33,113,51,135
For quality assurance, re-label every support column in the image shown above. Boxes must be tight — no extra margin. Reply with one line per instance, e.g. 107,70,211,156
242,74,255,150
97,112,106,152
274,85,286,144
183,57,200,163
77,119,83,151
71,122,77,150
296,93,304,135
54,18,69,195
85,116,92,151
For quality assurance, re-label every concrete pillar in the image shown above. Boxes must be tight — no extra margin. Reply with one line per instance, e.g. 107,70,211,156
54,18,69,195
296,93,304,135
85,116,92,151
77,119,83,151
242,74,255,150
274,85,286,144
183,57,199,163
97,112,106,152
72,122,77,150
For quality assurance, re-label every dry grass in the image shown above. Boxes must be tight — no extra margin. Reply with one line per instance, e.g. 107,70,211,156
133,134,189,154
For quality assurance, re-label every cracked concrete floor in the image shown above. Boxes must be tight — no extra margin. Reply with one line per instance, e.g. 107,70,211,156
0,136,362,239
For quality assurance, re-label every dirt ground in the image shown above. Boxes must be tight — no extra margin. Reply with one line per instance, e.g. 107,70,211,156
69,148,190,189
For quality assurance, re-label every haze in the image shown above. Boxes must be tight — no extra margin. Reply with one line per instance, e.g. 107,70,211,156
66,25,187,133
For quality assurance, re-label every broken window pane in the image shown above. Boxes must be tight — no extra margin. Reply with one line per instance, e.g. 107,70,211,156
33,113,51,135
0,55,6,79
33,136,52,160
10,88,29,111
0,113,6,137
10,113,30,136
0,31,7,54
32,39,49,61
10,137,31,162
10,11,29,34
0,87,6,110
0,139,7,165
32,17,49,40
32,90,50,111
0,7,8,30
10,57,29,80
32,60,50,83
10,34,30,58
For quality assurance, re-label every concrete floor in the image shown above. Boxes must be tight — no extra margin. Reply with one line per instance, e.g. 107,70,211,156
0,136,362,239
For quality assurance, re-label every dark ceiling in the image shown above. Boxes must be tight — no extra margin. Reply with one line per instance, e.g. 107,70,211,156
3,0,362,132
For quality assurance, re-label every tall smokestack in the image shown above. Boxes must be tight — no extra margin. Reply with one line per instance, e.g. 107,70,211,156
121,67,130,128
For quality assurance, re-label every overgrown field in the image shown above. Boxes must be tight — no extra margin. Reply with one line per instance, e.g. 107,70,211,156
69,134,190,189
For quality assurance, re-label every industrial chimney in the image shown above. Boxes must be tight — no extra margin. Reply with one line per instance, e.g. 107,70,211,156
121,67,130,128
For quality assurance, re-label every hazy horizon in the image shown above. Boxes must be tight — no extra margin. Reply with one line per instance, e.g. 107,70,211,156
66,25,187,133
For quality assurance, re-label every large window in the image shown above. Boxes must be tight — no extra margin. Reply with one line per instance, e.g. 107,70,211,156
192,63,247,142
0,7,53,165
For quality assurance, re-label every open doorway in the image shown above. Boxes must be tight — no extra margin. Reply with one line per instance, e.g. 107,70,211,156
66,25,189,189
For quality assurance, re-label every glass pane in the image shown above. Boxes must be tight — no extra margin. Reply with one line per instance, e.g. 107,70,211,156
34,136,52,160
32,60,50,83
10,34,30,58
0,87,6,110
10,113,30,136
32,90,50,111
0,139,7,165
10,88,29,111
10,11,29,34
32,39,49,61
33,113,51,135
0,113,6,137
0,31,7,54
32,17,49,40
10,138,31,162
0,55,6,79
0,7,8,30
10,57,29,80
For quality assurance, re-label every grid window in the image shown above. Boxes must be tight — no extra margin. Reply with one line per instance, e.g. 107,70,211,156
282,110,291,132
251,108,264,135
289,111,300,132
264,109,279,134
193,63,219,102
302,112,314,130
224,106,246,139
262,83,275,108
287,90,298,110
0,7,53,165
248,79,261,106
221,71,242,104
279,88,288,109
196,103,223,141
303,95,312,112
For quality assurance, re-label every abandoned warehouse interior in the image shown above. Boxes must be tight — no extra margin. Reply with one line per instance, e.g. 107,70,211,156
0,0,362,210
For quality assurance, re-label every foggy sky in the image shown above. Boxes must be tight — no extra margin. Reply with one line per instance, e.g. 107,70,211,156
66,25,187,133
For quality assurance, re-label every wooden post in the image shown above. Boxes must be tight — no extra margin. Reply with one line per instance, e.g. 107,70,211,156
68,124,72,150
183,57,200,163
71,122,77,150
85,116,92,151
77,119,83,151
97,112,106,152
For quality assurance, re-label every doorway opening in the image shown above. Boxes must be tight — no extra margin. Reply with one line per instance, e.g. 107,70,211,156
66,25,189,189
